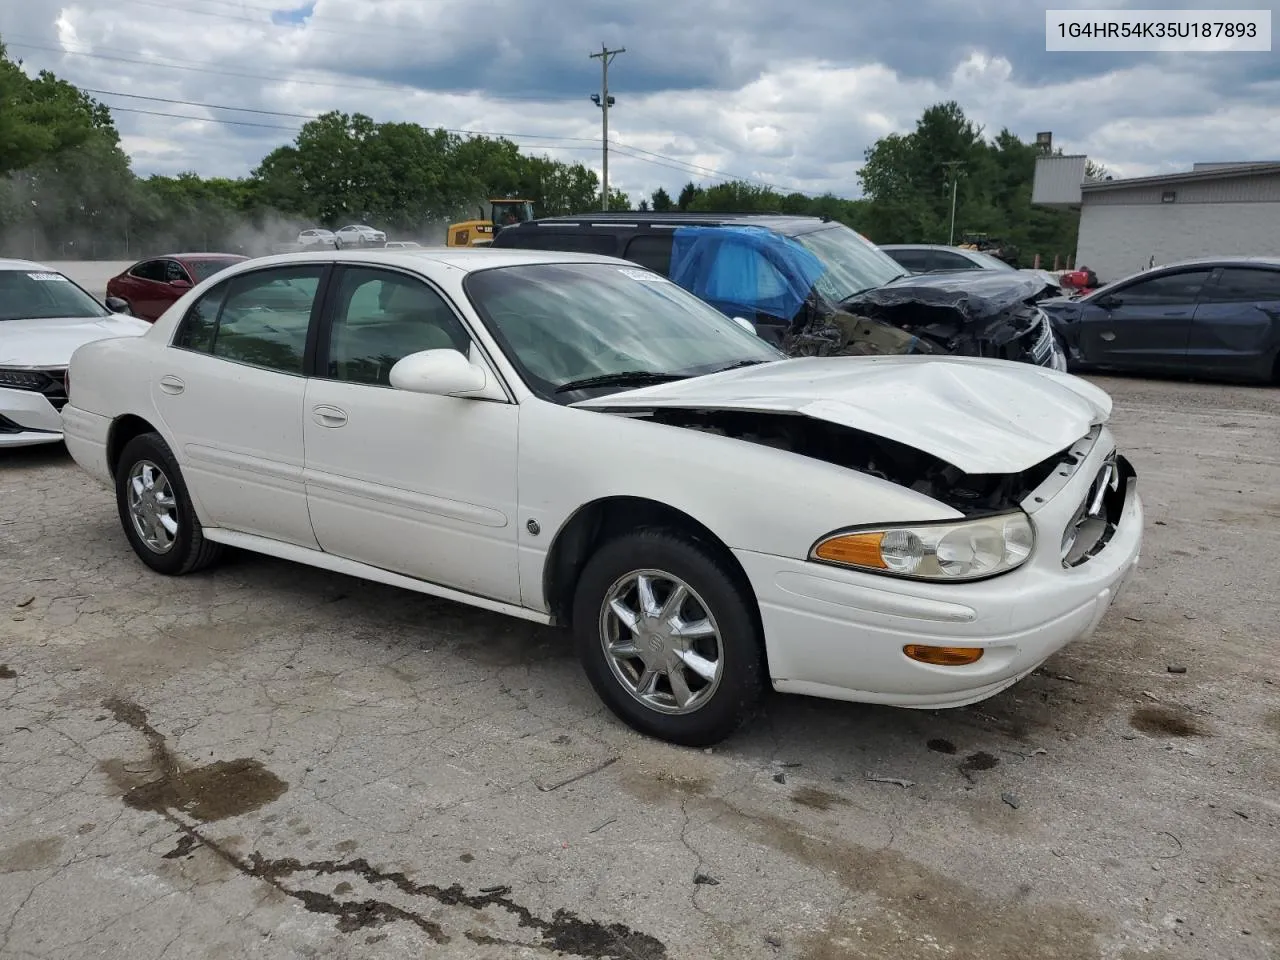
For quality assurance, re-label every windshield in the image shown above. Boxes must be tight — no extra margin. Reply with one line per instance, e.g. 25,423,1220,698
0,269,109,321
463,262,784,402
965,250,1017,272
790,224,906,301
186,258,245,282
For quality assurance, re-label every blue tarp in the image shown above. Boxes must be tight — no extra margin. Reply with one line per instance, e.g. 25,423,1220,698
668,225,828,322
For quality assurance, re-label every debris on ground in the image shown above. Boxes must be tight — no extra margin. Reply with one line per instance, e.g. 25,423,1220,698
694,873,720,886
1167,665,1188,674
15,596,34,608
864,775,914,788
1002,793,1021,809
772,772,787,784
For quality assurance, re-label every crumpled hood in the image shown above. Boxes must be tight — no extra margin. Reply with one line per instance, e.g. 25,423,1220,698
0,315,150,367
574,355,1112,475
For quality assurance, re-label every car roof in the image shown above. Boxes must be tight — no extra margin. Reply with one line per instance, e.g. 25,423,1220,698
512,211,841,237
147,253,248,261
0,258,58,272
208,247,636,275
1138,256,1280,271
880,244,977,252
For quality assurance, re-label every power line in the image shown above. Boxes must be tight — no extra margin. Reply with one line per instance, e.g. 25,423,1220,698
4,38,580,103
15,46,824,195
103,105,301,131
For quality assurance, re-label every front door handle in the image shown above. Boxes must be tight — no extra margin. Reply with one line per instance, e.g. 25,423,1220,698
1100,332,1116,341
159,375,185,395
312,404,348,427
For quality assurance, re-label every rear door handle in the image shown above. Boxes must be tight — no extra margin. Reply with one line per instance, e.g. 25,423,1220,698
159,375,185,395
1100,332,1116,341
312,404,348,427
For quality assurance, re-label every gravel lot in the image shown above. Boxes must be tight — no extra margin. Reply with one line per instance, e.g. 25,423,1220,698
1,375,1277,960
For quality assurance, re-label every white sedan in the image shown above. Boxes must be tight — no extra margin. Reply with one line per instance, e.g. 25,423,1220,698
334,225,386,248
60,248,1143,745
1,259,149,448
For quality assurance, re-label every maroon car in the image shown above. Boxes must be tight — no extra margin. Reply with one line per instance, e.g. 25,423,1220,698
106,253,248,321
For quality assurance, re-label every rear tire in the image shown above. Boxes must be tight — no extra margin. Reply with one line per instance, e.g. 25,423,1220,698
571,529,765,747
115,432,223,575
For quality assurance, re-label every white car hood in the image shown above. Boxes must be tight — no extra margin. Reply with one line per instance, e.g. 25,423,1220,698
0,315,151,367
574,355,1113,475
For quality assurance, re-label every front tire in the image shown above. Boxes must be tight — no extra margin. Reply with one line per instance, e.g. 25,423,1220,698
571,529,765,747
115,432,223,575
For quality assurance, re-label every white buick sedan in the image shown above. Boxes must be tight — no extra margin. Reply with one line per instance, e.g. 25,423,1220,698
61,248,1143,746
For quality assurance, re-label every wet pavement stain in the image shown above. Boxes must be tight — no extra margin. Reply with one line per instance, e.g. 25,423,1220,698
101,697,667,958
0,837,63,873
958,751,999,781
101,696,287,821
927,738,957,754
1130,706,1206,738
0,664,17,679
790,786,850,812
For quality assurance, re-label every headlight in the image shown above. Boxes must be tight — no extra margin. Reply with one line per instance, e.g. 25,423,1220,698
811,512,1035,582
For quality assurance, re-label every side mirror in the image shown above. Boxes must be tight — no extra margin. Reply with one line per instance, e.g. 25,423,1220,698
105,296,131,314
1097,294,1121,310
389,349,487,396
170,278,192,289
730,316,757,335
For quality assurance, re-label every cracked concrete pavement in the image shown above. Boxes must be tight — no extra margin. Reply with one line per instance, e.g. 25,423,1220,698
1,375,1278,959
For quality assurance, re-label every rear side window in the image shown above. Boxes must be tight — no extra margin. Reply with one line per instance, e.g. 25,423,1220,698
930,251,980,271
886,249,933,272
129,260,166,282
624,235,674,275
1203,267,1280,303
173,266,324,374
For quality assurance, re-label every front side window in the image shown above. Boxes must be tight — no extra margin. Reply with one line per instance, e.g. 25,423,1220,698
323,268,470,386
173,266,323,374
1113,270,1211,307
164,260,191,283
464,262,783,402
0,269,110,322
791,224,906,302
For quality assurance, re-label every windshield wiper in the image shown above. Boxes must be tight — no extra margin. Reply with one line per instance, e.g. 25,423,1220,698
708,359,771,374
554,371,688,394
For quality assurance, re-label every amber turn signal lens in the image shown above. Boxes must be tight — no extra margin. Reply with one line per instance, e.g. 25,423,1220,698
902,644,985,666
813,532,887,569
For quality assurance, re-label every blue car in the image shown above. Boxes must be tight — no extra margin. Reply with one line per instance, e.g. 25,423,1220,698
1040,258,1280,384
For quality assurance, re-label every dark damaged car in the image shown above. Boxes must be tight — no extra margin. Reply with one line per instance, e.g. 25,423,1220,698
491,213,1067,370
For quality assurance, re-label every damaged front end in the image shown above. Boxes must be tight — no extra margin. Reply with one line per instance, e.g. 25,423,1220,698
635,407,1066,515
785,271,1064,368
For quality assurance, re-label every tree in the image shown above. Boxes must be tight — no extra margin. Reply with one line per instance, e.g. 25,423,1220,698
650,186,673,211
0,41,113,177
677,181,702,210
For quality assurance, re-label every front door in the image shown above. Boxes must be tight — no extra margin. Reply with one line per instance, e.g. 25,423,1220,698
1188,266,1280,378
1080,268,1211,369
152,263,327,547
302,265,521,604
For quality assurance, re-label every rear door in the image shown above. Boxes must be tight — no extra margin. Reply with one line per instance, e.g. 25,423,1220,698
1188,266,1280,378
125,260,169,319
1079,268,1211,370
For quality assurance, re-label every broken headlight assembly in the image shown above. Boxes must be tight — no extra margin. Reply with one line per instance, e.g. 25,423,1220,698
810,512,1035,582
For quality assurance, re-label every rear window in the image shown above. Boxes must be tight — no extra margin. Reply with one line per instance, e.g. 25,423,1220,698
186,258,246,283
624,235,674,275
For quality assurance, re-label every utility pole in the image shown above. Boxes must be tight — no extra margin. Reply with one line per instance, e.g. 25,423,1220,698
589,44,625,211
941,160,964,246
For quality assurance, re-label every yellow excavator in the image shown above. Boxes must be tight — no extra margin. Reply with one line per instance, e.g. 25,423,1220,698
446,198,535,247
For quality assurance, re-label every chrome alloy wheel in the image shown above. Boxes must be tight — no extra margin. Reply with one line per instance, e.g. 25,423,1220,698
126,459,178,554
598,569,725,715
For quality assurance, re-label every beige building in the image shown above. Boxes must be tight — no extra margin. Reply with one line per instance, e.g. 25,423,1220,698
1032,156,1280,284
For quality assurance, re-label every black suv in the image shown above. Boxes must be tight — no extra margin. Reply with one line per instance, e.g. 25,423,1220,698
491,212,1065,369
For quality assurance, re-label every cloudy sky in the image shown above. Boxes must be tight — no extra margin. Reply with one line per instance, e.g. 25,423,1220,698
2,0,1277,202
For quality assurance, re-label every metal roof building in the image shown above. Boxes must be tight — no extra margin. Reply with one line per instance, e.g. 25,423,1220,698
1032,156,1280,283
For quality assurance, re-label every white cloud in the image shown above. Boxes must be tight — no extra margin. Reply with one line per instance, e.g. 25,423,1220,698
2,0,1276,204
